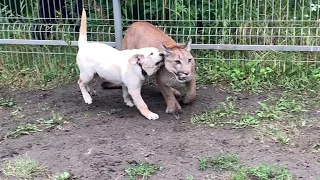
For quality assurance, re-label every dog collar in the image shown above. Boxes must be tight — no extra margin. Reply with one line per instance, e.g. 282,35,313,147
138,64,148,77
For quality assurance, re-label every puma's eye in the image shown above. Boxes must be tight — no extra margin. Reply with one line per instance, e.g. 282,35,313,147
188,59,192,63
175,60,181,64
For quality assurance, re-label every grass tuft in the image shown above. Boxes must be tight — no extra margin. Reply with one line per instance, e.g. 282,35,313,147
231,164,292,180
125,162,161,180
1,156,46,179
7,123,42,138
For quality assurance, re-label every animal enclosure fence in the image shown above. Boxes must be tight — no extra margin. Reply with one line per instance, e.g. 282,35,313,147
1,0,320,88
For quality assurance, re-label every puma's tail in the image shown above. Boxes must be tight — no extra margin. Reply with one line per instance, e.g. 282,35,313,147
78,8,87,48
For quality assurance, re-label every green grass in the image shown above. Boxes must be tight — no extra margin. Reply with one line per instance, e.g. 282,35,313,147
0,97,15,107
191,96,239,127
7,123,42,138
52,171,74,180
186,175,194,180
199,152,241,171
199,152,293,180
125,162,161,180
37,111,69,130
1,156,46,179
231,164,292,180
192,91,306,145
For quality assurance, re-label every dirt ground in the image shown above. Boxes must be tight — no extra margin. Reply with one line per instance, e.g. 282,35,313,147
0,82,319,180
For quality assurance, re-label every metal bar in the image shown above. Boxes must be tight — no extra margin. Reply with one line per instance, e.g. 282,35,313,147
112,0,122,50
0,39,116,47
2,39,320,52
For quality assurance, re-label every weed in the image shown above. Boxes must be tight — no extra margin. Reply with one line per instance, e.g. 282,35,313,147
232,113,260,129
10,106,25,119
37,111,68,130
186,175,194,180
7,123,42,138
52,171,74,180
199,158,208,170
263,125,290,145
1,156,46,179
231,164,292,180
101,108,122,115
125,162,161,180
210,152,240,171
0,97,15,107
199,152,241,171
191,97,239,126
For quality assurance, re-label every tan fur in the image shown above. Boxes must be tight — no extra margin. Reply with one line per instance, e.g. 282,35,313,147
122,22,197,114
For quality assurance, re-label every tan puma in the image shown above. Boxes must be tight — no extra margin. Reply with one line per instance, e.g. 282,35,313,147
122,22,197,114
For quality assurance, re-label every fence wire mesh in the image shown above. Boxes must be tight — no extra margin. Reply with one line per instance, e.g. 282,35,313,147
1,0,320,88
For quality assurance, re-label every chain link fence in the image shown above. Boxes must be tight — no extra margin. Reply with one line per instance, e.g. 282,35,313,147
1,0,320,87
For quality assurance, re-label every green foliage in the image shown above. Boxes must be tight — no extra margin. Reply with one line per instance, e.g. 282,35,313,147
0,97,15,107
125,162,161,180
52,172,73,180
199,152,241,171
1,156,46,179
231,164,292,180
7,123,42,138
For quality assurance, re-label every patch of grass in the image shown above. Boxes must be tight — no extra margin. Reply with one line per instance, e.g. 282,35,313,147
1,156,46,179
52,171,75,180
262,124,291,145
199,152,241,171
199,157,208,170
230,164,292,180
125,162,161,180
7,123,42,138
0,97,15,107
186,175,194,180
10,106,25,119
101,108,122,115
37,111,69,130
191,97,239,126
232,113,260,129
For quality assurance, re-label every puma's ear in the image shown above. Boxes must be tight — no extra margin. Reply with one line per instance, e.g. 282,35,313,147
184,39,192,52
160,43,170,56
128,54,144,65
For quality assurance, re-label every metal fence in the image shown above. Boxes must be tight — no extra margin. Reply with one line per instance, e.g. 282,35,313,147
1,0,320,83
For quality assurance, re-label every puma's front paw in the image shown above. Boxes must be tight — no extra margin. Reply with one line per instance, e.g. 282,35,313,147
165,102,182,114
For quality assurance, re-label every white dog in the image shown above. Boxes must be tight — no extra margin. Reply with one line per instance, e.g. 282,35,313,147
76,9,165,120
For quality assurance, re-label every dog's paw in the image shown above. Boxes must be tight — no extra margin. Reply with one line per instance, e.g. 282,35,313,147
147,112,159,120
125,101,135,107
84,96,92,104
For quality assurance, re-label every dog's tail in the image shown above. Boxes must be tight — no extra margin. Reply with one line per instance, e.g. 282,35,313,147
78,8,87,48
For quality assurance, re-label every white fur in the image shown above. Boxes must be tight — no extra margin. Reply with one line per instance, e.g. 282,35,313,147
76,9,164,120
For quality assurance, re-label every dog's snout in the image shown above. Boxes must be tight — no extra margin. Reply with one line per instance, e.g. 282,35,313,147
159,53,164,57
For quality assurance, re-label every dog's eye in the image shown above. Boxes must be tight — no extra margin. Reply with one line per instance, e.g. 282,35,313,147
150,52,153,56
175,60,181,64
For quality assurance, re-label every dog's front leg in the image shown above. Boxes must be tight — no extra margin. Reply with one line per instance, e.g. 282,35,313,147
122,85,134,107
128,88,159,120
78,79,92,104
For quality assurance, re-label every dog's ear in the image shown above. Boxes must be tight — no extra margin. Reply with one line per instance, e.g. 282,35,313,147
184,39,192,52
160,43,170,56
128,54,144,65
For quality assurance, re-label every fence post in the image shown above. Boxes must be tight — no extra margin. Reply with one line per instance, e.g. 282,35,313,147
112,0,122,50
